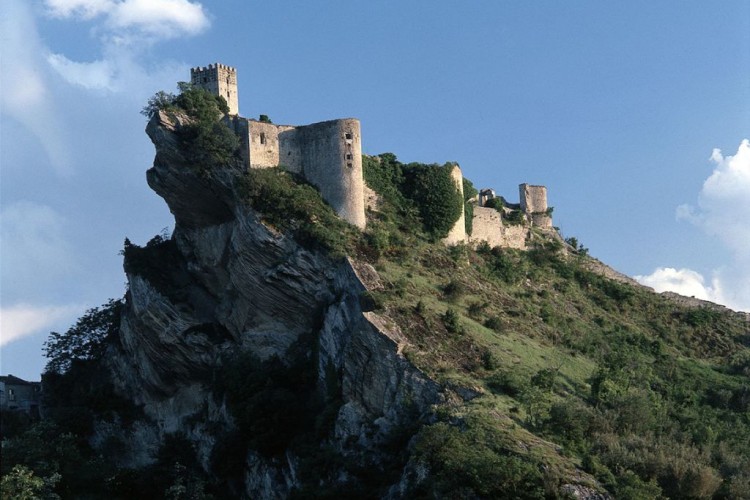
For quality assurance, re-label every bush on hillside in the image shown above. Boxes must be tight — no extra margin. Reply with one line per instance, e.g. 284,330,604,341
401,163,463,239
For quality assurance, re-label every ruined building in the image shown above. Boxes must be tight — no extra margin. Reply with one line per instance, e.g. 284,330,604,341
190,63,552,245
191,64,365,229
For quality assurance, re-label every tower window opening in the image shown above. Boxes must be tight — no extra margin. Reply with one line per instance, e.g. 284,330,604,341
346,154,353,160
260,133,266,145
347,163,353,168
345,133,353,140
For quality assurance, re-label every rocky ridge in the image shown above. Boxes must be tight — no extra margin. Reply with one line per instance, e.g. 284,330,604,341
101,110,440,497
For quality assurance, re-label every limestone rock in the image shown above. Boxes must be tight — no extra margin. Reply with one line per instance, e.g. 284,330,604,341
105,110,440,496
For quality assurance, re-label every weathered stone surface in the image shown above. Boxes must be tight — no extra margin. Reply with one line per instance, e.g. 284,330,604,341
105,111,440,497
146,110,241,229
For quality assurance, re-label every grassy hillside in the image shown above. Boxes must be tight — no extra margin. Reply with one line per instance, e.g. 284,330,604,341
356,154,750,499
3,148,748,499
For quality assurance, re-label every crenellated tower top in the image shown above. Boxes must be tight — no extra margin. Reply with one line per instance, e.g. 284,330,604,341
190,63,239,116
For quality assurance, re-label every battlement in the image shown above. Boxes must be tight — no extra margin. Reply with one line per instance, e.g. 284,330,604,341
190,62,239,115
191,63,237,73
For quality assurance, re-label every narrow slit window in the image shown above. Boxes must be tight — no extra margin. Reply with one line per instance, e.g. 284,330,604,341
260,133,266,145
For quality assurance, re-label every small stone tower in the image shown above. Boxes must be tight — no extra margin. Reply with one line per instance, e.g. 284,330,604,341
190,63,239,115
519,183,552,228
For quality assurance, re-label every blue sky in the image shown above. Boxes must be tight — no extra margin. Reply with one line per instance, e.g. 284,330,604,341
1,0,749,380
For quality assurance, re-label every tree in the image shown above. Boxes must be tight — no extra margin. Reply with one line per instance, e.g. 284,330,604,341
141,90,176,119
43,299,123,374
0,465,60,500
401,163,463,238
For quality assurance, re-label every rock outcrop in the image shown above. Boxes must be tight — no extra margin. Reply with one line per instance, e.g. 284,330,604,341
102,111,439,497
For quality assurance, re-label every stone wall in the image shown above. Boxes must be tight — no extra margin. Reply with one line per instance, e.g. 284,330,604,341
469,206,528,249
519,184,547,214
469,206,503,247
224,115,366,229
248,121,297,169
442,165,466,245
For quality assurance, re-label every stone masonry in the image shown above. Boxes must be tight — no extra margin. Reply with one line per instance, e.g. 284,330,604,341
191,64,239,116
191,62,553,244
192,63,365,229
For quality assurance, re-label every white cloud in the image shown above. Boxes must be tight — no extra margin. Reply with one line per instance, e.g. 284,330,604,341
44,0,210,40
647,139,750,312
47,54,116,90
635,267,719,302
41,0,209,94
0,304,81,347
0,0,72,174
110,0,209,37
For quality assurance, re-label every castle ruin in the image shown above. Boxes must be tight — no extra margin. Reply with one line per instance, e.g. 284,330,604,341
191,64,365,229
190,63,552,245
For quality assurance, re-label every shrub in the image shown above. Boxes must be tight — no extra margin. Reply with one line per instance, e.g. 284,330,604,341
442,279,465,300
238,168,361,258
443,308,463,334
483,316,504,333
401,163,463,239
485,197,504,212
504,209,525,225
486,370,528,396
464,201,474,235
462,177,478,201
481,349,498,370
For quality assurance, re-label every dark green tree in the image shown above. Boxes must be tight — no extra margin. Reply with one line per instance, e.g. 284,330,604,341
401,163,463,238
43,299,122,374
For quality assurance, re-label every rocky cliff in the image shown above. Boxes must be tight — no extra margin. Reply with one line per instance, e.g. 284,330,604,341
98,110,440,498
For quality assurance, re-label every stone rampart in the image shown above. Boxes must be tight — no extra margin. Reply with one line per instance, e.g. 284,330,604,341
469,206,503,247
469,206,528,249
248,121,297,169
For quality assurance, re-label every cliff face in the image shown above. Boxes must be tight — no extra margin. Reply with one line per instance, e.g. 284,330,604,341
102,111,438,497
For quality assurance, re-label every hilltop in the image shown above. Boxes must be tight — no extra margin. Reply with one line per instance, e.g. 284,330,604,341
1,85,748,500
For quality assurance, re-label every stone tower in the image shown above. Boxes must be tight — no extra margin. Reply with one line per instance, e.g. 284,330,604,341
190,63,239,115
519,183,552,228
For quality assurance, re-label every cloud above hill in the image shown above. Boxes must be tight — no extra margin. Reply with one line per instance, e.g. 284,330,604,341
636,139,750,311
43,0,209,92
45,0,210,39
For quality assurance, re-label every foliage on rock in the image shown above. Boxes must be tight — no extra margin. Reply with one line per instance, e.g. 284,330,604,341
143,82,238,170
43,299,122,374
